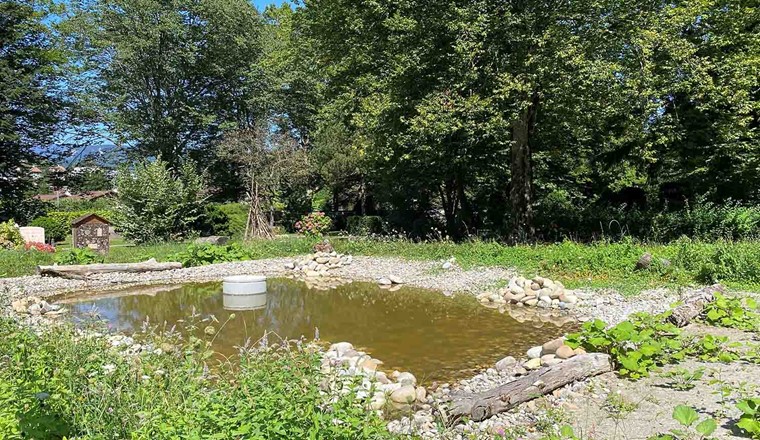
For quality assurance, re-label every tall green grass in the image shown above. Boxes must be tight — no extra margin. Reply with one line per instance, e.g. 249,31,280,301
0,317,391,439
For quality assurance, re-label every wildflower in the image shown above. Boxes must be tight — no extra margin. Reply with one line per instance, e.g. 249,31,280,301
102,363,117,374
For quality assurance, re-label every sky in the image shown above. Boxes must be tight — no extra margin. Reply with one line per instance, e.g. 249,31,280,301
253,0,288,10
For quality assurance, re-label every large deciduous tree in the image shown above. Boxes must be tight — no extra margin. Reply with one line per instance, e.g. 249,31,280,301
64,0,266,168
0,0,64,222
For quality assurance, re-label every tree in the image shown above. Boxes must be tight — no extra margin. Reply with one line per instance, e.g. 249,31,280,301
113,158,206,243
0,0,64,222
216,125,310,239
63,0,266,168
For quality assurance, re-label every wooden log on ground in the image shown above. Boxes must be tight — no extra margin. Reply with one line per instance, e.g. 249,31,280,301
668,283,725,327
447,353,612,424
37,259,182,279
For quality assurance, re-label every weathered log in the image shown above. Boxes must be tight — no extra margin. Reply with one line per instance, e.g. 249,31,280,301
668,283,725,327
447,353,612,424
37,259,182,278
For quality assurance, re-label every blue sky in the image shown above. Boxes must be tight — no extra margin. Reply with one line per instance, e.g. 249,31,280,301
253,0,288,10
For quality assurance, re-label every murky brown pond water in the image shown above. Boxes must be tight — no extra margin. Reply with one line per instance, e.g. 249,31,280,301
61,278,576,383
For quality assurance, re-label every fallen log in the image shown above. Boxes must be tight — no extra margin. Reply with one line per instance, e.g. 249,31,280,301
37,258,183,279
447,353,612,424
668,283,725,327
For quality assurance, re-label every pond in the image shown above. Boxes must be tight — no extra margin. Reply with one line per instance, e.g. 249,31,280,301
60,278,577,383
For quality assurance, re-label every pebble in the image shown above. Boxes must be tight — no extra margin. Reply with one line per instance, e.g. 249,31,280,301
388,275,404,284
527,346,543,359
542,337,565,354
556,345,575,359
495,356,517,371
390,385,417,404
378,278,393,286
524,358,542,370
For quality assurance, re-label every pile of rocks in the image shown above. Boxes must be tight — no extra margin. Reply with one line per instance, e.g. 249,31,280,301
11,296,65,316
284,251,353,277
321,342,430,415
522,336,586,370
478,275,579,310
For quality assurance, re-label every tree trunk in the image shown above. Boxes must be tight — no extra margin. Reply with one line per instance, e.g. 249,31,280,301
447,353,612,424
668,284,725,327
38,259,182,279
509,95,538,241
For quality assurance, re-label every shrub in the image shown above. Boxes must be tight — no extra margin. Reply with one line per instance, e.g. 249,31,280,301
295,212,332,237
194,203,231,237
170,243,251,267
218,202,249,237
114,158,206,243
29,215,69,243
347,216,383,236
0,220,24,249
55,248,102,265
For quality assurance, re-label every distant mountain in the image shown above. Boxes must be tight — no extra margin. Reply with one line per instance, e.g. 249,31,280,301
64,144,123,167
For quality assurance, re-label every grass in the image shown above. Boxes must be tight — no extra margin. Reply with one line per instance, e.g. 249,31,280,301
2,235,760,295
0,315,392,439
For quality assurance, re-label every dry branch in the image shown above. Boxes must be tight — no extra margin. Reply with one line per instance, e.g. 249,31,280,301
447,353,612,424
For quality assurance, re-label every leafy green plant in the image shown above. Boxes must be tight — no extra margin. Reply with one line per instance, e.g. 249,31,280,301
736,398,760,438
660,367,705,391
170,243,251,267
55,248,103,265
688,335,740,363
565,312,686,379
700,293,760,331
648,405,717,440
0,220,24,249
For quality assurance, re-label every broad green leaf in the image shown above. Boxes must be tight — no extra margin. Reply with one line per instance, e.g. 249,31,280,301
672,405,699,427
695,418,717,436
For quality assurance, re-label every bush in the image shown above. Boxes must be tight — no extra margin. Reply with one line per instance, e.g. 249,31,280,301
55,248,102,265
29,215,68,243
295,212,332,237
0,220,23,249
170,243,251,267
347,216,383,236
218,202,248,237
30,210,114,243
194,203,231,237
114,158,206,244
0,317,391,439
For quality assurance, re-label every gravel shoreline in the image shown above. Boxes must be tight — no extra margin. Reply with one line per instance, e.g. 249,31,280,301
0,255,686,325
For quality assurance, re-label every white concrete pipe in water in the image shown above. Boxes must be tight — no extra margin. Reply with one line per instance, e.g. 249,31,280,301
223,275,267,295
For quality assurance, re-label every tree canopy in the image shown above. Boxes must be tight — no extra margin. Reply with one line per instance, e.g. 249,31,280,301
2,0,758,240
